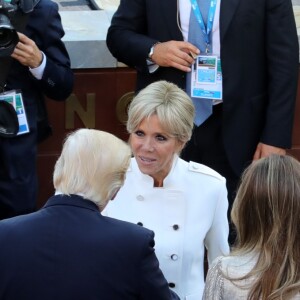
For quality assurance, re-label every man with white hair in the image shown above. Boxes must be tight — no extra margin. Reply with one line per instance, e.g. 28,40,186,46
0,129,179,300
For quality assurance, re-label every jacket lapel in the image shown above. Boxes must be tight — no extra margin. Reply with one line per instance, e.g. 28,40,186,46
160,0,183,40
220,0,240,41
160,0,241,42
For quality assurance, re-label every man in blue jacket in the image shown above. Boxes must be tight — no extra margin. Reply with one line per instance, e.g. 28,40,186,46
0,129,179,300
0,0,74,220
106,0,299,244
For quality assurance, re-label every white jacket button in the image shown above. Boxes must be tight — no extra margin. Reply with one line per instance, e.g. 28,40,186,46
192,163,199,170
136,195,144,201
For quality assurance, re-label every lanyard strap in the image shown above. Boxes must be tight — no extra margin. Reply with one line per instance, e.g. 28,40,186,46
190,0,217,53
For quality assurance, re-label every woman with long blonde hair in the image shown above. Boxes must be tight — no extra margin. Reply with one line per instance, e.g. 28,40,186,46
203,154,300,300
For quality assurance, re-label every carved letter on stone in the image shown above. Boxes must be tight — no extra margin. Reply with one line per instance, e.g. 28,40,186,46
65,93,96,129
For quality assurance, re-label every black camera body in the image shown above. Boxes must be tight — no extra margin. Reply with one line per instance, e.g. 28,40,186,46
0,0,19,57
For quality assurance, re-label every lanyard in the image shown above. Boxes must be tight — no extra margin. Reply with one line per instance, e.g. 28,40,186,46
190,0,217,53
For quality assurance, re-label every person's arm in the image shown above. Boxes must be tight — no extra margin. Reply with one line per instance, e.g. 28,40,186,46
11,2,73,100
202,257,224,300
106,0,198,73
18,0,73,101
38,1,73,100
106,0,156,71
138,230,180,300
255,0,298,159
204,180,230,265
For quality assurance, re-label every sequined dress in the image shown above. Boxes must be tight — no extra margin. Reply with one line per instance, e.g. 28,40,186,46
203,253,300,300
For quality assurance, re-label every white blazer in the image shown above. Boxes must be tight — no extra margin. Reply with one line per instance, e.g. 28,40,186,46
104,156,229,300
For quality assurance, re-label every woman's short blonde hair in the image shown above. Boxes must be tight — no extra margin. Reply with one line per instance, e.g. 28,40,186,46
53,129,131,210
127,80,195,144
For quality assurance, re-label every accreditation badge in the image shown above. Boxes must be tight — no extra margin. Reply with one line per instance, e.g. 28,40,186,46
191,55,222,100
0,90,30,135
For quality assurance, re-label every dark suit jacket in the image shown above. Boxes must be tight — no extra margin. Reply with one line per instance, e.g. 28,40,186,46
0,194,179,300
106,0,299,175
0,0,74,219
7,0,74,129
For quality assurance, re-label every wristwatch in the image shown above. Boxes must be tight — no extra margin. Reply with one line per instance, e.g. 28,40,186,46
148,42,160,62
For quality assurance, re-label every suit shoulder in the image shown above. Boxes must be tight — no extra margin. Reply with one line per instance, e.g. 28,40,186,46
35,0,58,9
104,216,153,238
103,217,155,251
30,0,59,23
187,161,225,181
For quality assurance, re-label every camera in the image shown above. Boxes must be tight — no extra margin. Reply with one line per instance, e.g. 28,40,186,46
0,0,19,57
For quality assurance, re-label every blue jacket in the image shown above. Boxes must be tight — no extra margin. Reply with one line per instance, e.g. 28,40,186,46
0,0,74,219
0,194,179,300
106,0,299,175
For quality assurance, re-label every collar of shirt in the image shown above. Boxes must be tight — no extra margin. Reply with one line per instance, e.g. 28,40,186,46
178,0,221,56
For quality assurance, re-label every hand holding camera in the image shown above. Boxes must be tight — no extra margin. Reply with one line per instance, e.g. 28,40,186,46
11,32,43,68
0,0,38,58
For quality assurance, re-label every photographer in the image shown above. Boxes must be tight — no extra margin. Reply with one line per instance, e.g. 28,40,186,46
0,0,74,220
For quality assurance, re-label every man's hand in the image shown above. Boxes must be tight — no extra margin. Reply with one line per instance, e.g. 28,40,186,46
151,40,200,72
11,32,43,68
253,142,286,161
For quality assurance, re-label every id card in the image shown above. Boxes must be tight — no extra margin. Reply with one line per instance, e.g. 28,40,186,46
0,90,30,135
191,55,222,100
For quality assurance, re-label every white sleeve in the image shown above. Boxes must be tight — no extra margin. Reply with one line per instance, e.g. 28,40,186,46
29,52,47,80
204,179,230,265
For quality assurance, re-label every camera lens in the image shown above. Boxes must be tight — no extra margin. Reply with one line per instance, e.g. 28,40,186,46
0,13,19,56
0,27,15,48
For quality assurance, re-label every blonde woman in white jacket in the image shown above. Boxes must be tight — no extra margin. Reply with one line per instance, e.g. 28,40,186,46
104,81,230,300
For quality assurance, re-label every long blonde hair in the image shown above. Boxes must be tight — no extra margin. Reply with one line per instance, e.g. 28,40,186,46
231,154,300,299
